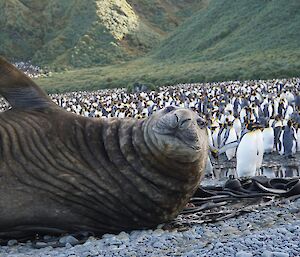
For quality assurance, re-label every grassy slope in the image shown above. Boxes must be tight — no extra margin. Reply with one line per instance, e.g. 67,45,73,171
154,0,300,62
0,0,204,69
36,0,300,93
36,50,300,93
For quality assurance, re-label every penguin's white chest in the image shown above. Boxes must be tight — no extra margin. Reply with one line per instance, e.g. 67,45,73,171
256,130,264,171
263,127,274,153
297,129,300,152
225,127,237,160
233,119,242,138
212,127,220,148
207,128,213,147
236,132,259,177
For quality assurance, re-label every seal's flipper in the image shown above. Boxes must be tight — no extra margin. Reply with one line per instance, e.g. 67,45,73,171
0,57,54,110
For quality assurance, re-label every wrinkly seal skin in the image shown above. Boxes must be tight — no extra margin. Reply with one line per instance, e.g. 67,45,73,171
0,57,208,239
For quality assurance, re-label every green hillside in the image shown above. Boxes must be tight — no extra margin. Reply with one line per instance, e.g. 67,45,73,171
0,0,206,68
1,0,299,92
154,0,300,62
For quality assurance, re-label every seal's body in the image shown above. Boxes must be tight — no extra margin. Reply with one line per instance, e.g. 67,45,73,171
0,57,208,238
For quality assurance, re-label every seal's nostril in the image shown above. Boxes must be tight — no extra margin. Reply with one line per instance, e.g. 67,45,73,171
174,113,179,123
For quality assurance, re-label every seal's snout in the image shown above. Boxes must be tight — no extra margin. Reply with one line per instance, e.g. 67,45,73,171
172,109,206,132
170,109,196,130
148,107,208,162
173,112,193,130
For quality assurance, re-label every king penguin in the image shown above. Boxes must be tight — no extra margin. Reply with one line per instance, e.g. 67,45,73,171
281,120,297,158
233,115,242,139
236,123,264,177
224,121,238,160
263,122,275,153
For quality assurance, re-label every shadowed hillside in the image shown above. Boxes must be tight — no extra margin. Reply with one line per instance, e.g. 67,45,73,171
0,0,208,68
153,0,300,63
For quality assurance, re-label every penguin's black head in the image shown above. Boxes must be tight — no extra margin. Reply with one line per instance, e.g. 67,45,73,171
246,122,264,131
227,120,233,126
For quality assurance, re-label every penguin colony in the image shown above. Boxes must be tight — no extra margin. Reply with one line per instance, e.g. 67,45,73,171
0,77,299,178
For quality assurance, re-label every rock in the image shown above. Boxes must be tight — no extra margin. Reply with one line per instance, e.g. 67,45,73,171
153,229,164,236
81,251,92,256
59,235,79,246
34,242,48,248
65,243,73,249
7,239,18,246
103,236,125,247
152,241,164,248
117,231,129,241
261,250,273,257
43,235,52,241
289,208,300,214
272,252,289,257
236,251,253,257
261,251,288,257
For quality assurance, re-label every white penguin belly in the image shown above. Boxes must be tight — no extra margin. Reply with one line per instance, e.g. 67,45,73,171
212,128,220,148
297,129,300,152
256,130,264,171
263,128,274,153
225,128,237,160
236,132,257,177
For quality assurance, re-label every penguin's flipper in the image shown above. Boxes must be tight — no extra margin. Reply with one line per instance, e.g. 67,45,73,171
218,140,239,154
0,57,54,110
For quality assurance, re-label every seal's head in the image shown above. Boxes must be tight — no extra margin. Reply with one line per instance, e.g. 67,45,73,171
144,106,208,162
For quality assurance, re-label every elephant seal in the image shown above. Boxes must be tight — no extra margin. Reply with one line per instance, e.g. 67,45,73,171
0,57,208,239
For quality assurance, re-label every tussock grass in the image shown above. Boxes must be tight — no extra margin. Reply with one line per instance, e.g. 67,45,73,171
37,49,300,93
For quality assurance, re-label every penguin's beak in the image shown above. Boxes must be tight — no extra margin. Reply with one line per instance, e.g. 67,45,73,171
210,147,219,159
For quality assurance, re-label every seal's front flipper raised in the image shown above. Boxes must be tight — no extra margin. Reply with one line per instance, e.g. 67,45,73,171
0,57,55,110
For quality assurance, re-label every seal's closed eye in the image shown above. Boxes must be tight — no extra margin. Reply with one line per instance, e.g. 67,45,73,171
197,118,206,128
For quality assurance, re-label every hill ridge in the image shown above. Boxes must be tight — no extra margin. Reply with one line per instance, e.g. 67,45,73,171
0,0,206,68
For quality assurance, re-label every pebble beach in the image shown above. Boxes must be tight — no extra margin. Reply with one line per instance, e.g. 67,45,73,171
1,193,299,257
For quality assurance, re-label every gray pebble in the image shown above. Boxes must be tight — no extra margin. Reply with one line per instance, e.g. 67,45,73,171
7,240,18,246
116,231,129,241
65,243,73,249
272,252,289,257
35,242,48,248
59,235,79,246
236,251,253,257
152,241,164,248
289,208,300,214
261,250,273,257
